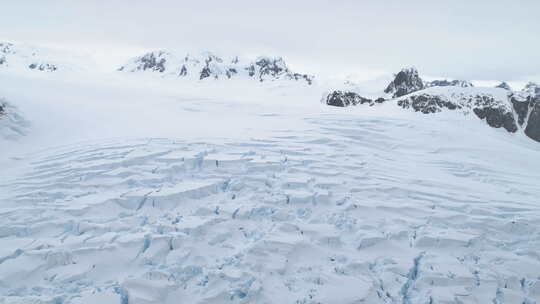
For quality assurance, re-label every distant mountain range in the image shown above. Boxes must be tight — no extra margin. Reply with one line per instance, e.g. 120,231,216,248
1,41,539,143
118,50,314,85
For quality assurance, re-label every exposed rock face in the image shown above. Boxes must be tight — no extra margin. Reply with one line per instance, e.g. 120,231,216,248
397,92,518,132
397,93,518,133
495,81,512,90
119,51,313,85
510,94,540,141
425,79,473,88
327,87,527,139
472,107,517,132
397,94,459,114
510,95,532,126
252,57,286,80
325,91,372,107
525,101,540,142
384,67,424,98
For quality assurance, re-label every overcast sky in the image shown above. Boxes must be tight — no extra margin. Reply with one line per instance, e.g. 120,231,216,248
1,0,539,82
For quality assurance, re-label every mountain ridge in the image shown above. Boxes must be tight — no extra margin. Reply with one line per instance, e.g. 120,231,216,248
118,50,314,85
324,67,540,143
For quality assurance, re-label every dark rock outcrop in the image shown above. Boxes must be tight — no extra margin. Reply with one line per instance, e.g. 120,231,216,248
248,57,314,84
509,93,540,141
290,73,313,85
225,68,237,79
470,95,518,133
510,95,532,126
425,79,473,88
28,63,57,72
473,107,517,133
199,53,224,80
252,57,286,80
384,68,424,98
495,81,512,90
525,101,540,142
325,91,372,107
394,93,518,133
179,65,187,76
397,94,460,114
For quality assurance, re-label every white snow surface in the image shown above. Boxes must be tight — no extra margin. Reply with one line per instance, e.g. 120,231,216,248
1,62,540,304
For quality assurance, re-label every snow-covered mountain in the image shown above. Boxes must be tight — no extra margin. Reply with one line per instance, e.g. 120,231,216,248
0,42,89,74
325,68,540,143
425,79,474,88
118,50,314,84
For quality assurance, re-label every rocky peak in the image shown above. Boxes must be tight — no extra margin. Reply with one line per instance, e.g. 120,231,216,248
253,57,287,79
495,81,512,90
384,67,424,98
119,51,170,73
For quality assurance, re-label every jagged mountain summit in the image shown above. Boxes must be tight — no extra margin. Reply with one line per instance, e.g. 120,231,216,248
383,67,475,98
325,68,540,143
383,67,425,98
118,50,314,84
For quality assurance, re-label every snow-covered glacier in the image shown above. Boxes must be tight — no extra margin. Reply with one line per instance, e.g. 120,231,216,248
0,46,539,304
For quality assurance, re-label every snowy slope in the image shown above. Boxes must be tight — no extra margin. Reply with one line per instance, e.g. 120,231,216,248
0,50,540,304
